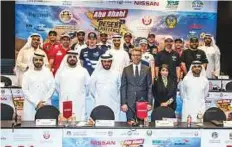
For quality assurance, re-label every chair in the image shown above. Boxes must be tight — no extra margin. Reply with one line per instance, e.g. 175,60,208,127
1,103,14,120
35,105,60,121
151,106,176,121
226,81,232,92
1,76,12,87
90,105,115,121
203,107,226,122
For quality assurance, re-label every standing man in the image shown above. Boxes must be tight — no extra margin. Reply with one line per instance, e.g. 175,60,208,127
71,30,87,54
43,30,60,61
155,36,181,82
174,38,184,57
181,37,208,75
174,38,185,79
199,34,221,78
22,52,55,121
123,32,134,59
16,33,49,86
50,34,70,75
181,61,209,122
55,50,90,121
147,33,158,58
90,53,121,121
97,32,111,51
121,48,153,122
139,38,155,82
79,32,106,75
107,34,130,75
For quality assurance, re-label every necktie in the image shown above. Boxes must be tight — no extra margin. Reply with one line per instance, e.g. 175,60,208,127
135,65,139,77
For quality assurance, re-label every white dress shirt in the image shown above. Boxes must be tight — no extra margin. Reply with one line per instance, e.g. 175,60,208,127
133,62,141,76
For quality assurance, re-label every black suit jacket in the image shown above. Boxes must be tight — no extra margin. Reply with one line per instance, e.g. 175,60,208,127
120,64,153,110
152,77,177,110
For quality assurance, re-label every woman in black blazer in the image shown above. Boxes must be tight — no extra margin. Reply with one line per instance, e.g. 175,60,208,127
153,64,177,110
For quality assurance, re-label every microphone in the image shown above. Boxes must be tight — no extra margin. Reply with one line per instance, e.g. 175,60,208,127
8,87,21,127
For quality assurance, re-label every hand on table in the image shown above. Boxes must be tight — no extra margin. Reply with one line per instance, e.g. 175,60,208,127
121,104,128,112
147,104,152,111
161,102,169,107
36,101,45,109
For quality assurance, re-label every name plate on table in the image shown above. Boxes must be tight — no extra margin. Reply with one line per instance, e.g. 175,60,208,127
95,120,115,127
163,118,178,125
155,120,174,127
218,75,229,79
223,121,232,127
36,119,56,126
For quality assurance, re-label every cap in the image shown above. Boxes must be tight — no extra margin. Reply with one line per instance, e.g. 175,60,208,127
148,33,155,38
100,32,108,37
60,34,71,39
66,50,79,55
174,38,184,43
48,30,57,36
190,37,199,42
139,38,148,45
124,32,132,38
112,34,122,39
164,36,174,41
88,32,97,39
76,29,85,34
100,53,113,60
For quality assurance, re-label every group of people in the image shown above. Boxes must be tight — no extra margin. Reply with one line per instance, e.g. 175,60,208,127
15,30,221,123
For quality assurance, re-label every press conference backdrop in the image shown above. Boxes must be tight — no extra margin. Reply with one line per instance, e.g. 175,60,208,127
15,1,218,55
1,1,232,76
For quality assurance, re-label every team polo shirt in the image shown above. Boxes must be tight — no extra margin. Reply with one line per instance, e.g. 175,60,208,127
80,47,105,75
148,44,157,53
181,49,208,71
155,49,180,78
43,42,61,60
50,46,68,75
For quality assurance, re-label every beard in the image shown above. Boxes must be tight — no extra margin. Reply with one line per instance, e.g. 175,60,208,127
34,63,42,69
68,60,77,66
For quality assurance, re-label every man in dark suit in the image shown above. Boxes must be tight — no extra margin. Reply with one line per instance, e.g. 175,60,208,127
121,48,153,121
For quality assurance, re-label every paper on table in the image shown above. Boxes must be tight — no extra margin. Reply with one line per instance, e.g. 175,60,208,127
76,121,87,126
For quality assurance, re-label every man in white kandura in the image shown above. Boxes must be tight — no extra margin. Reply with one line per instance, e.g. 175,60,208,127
106,34,130,75
181,60,209,122
16,33,49,86
199,34,221,79
55,50,90,121
90,53,121,121
22,52,55,121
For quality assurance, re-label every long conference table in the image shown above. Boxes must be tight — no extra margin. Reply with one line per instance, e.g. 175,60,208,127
1,121,232,147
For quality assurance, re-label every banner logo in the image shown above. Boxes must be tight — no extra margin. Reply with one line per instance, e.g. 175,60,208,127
192,0,204,10
165,15,177,29
59,10,73,23
166,0,179,10
142,16,152,26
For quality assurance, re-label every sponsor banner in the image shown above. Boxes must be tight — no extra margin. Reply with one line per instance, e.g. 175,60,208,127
1,129,62,147
151,137,201,147
63,129,200,138
16,0,218,13
15,3,217,58
201,129,232,147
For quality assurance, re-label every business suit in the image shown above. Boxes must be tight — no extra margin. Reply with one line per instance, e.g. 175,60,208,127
152,77,177,110
121,63,153,121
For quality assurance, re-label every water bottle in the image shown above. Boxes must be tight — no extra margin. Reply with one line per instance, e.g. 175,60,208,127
187,115,192,127
197,111,203,125
144,117,149,127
